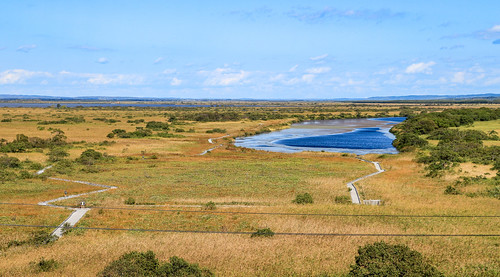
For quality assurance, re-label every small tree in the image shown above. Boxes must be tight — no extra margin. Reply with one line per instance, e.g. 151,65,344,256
77,149,103,165
47,147,69,162
348,241,443,277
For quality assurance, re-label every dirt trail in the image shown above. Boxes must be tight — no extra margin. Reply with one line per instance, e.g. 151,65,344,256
347,157,385,204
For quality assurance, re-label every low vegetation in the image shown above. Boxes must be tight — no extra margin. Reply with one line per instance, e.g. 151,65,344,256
0,102,499,276
348,241,442,276
99,251,214,277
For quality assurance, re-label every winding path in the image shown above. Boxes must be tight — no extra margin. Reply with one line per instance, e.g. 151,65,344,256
347,157,385,204
36,168,117,238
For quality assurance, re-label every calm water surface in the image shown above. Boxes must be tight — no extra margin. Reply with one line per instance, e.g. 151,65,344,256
235,117,405,155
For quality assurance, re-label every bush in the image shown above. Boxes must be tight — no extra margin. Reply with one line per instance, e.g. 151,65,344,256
99,251,214,277
51,159,74,174
99,251,159,277
0,155,20,168
35,257,59,272
334,195,351,204
203,201,216,210
348,241,443,277
146,121,169,130
444,185,461,195
292,193,313,204
124,197,136,205
206,128,226,134
18,170,32,179
251,228,275,238
47,147,69,162
77,149,103,165
157,256,215,277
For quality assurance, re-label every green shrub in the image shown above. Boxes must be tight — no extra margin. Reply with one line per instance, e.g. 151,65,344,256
98,251,214,277
0,169,17,183
348,241,443,277
18,170,32,179
203,201,216,210
124,197,136,205
292,193,313,204
157,256,214,277
99,251,159,277
77,149,103,165
251,228,275,238
47,147,70,162
146,121,170,130
334,195,351,204
206,128,226,134
444,185,461,195
35,257,59,272
52,159,74,174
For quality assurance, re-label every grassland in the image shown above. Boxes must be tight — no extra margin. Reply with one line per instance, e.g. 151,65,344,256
0,103,499,276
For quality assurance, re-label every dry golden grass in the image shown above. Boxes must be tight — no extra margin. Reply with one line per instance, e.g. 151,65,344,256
0,105,499,276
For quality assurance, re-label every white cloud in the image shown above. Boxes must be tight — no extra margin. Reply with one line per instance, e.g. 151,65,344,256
16,44,37,53
200,68,250,86
162,69,177,75
489,25,500,32
270,74,285,82
96,57,109,64
59,71,143,85
451,72,465,83
154,57,164,64
289,65,299,72
305,67,331,74
301,74,315,83
484,77,500,86
170,77,182,86
405,61,436,74
0,69,51,84
310,54,328,61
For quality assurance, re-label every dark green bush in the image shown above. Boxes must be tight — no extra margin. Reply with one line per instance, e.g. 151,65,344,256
348,241,443,277
124,197,136,205
251,228,275,238
444,185,461,195
99,251,159,277
0,155,20,168
157,256,214,277
35,257,59,272
146,121,170,130
98,251,214,277
203,201,216,210
77,149,103,165
47,147,69,162
292,193,313,204
206,128,226,134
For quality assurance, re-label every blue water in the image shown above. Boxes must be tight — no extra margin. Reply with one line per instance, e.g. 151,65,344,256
235,117,405,155
369,117,406,123
276,127,395,150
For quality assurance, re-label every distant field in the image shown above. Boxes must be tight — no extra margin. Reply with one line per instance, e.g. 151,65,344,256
0,103,499,276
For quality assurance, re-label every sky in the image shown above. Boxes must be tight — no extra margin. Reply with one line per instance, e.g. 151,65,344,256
0,0,499,99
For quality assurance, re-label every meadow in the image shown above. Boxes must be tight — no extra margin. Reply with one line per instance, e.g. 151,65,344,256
0,102,498,276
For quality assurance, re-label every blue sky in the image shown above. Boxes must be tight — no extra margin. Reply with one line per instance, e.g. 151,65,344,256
1,0,499,99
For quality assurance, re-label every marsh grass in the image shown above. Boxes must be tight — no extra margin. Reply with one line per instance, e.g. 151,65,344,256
0,106,499,276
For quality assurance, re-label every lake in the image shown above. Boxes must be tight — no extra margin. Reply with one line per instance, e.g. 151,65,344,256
234,117,406,155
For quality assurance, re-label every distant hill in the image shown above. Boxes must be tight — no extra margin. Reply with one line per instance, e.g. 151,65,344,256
1,93,500,102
